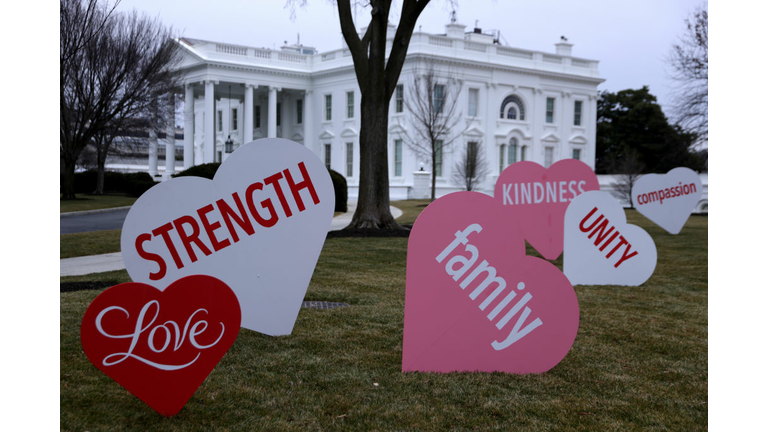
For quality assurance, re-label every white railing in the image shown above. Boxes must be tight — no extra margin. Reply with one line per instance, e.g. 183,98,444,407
463,41,487,52
278,52,306,63
496,47,533,59
428,36,453,47
542,55,562,64
216,44,247,56
254,49,271,59
571,59,591,68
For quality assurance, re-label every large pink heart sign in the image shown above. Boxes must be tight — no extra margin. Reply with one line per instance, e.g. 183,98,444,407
403,192,579,374
81,275,241,416
121,138,334,335
564,191,657,286
631,167,703,234
494,159,600,260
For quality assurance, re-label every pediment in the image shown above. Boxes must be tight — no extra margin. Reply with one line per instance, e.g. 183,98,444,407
463,127,485,138
389,124,407,134
569,134,588,145
291,132,304,141
541,132,560,143
318,130,335,140
340,127,358,138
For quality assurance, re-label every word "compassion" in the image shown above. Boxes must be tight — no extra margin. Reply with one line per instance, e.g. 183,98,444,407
636,182,697,206
135,162,320,280
501,181,587,205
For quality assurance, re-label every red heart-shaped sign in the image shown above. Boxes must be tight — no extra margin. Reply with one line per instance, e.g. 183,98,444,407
403,192,579,374
81,275,241,416
494,159,600,260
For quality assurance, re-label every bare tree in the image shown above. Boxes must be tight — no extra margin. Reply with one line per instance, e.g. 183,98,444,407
452,141,490,191
667,1,707,144
402,61,466,200
609,146,645,209
60,0,182,199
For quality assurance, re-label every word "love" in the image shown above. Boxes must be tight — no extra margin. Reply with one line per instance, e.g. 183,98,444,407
578,207,638,268
436,224,543,350
95,300,226,371
136,162,320,280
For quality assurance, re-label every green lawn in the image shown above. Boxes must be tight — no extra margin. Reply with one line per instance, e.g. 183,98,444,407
60,203,707,430
60,193,137,213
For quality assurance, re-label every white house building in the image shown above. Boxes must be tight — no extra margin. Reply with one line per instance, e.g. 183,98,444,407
166,19,604,199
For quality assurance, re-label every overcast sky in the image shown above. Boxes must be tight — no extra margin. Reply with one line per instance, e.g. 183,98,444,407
113,0,705,115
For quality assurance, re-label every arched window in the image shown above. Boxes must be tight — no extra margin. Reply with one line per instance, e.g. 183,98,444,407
499,95,526,120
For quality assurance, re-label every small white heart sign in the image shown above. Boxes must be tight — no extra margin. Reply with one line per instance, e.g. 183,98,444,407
631,167,703,234
564,191,657,286
120,138,335,335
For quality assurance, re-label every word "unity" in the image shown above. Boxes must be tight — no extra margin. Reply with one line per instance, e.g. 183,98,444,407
135,162,320,280
436,224,543,350
578,207,639,268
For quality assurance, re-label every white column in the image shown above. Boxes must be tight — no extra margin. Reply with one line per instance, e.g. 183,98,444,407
148,127,158,177
244,84,254,144
268,86,278,138
184,84,194,169
303,90,313,148
204,80,216,163
165,95,176,179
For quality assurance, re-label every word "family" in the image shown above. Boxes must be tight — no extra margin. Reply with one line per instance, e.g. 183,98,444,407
135,162,320,280
436,224,543,350
578,207,638,268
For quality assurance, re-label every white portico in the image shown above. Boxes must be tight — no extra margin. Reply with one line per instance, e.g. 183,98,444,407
163,20,604,199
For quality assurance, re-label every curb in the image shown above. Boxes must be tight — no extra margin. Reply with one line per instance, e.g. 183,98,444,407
60,206,133,218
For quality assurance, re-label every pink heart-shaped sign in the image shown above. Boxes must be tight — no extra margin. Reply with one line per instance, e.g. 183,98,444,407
120,138,334,335
403,192,579,374
81,275,241,416
564,191,657,286
494,159,600,260
631,167,703,234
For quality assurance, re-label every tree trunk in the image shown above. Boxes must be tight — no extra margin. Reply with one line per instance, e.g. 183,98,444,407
95,149,107,195
61,156,77,200
347,90,404,230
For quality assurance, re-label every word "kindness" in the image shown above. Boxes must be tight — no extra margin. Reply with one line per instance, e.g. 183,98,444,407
135,162,320,280
95,300,226,371
501,180,587,205
436,224,543,350
578,207,639,268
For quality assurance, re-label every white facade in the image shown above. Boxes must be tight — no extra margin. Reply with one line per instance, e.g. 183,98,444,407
171,21,604,199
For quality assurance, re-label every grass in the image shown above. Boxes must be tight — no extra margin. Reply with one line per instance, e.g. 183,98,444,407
60,202,707,430
60,193,137,213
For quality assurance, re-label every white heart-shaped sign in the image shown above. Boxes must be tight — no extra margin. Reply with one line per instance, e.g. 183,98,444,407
564,191,657,286
631,167,703,234
120,138,335,335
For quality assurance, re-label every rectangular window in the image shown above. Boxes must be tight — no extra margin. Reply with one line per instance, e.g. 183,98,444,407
296,99,303,125
325,94,332,121
545,147,554,168
324,143,332,170
468,88,479,117
467,142,479,178
217,110,222,132
574,100,583,126
254,105,261,128
434,84,446,114
572,148,581,160
509,143,517,165
521,145,527,161
395,84,404,113
346,142,353,177
231,108,238,131
499,145,506,174
435,140,443,177
394,139,403,177
546,97,555,123
276,102,281,127
347,91,354,118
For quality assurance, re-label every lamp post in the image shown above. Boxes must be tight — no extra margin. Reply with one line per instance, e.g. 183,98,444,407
225,135,233,153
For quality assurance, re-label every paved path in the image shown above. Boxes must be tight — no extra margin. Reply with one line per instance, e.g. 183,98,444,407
60,202,402,277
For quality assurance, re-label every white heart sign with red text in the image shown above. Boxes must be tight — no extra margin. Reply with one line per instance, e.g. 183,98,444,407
494,159,600,260
121,138,334,335
403,192,579,374
632,167,703,234
81,275,241,416
564,191,657,286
